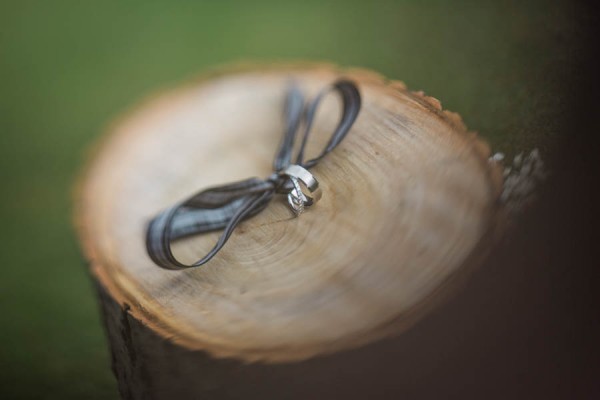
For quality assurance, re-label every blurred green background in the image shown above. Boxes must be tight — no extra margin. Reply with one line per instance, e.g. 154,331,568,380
0,0,586,398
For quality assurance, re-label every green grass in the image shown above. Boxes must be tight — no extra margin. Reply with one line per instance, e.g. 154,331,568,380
0,0,582,398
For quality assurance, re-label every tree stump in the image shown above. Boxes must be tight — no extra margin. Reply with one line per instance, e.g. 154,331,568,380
75,64,504,399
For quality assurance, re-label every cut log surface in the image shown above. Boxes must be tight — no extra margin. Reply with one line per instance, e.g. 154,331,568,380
75,64,504,398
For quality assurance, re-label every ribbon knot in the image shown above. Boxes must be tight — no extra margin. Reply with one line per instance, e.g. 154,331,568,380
146,79,361,270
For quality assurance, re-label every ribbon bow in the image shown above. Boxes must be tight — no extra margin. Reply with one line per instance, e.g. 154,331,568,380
146,79,361,270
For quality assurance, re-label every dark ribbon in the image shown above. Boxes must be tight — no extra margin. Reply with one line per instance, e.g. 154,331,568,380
146,79,361,270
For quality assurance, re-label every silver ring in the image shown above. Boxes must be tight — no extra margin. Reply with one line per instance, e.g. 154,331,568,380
280,165,322,215
287,177,306,215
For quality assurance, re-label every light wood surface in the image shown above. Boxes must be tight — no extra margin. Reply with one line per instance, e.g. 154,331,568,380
76,64,504,367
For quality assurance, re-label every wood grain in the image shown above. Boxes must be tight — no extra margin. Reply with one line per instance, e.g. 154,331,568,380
75,64,504,369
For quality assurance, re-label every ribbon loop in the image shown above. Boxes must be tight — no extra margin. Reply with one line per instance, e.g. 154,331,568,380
146,79,361,270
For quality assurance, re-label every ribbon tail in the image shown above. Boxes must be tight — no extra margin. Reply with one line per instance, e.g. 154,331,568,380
146,178,274,270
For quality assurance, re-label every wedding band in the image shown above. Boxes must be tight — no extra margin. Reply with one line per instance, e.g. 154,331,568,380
280,165,322,213
287,177,306,215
